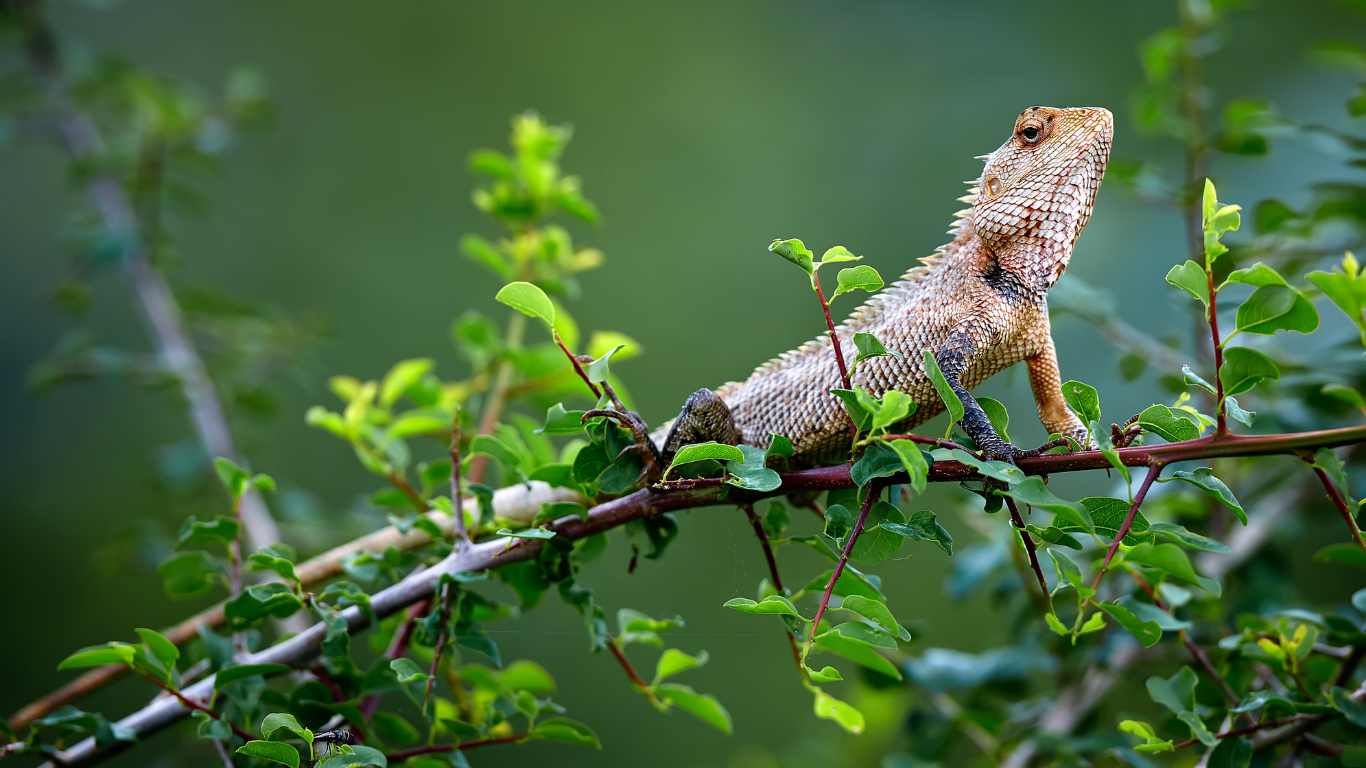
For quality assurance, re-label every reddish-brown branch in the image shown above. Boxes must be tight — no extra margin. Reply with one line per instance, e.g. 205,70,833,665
742,505,805,675
141,675,252,742
810,274,851,390
1090,463,1163,593
553,333,601,400
385,733,526,762
809,482,884,641
1003,497,1050,608
1175,715,1315,750
606,638,652,697
1307,463,1365,551
1205,271,1229,436
24,425,1366,759
386,471,428,513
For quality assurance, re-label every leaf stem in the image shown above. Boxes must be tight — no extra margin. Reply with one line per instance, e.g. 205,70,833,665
605,638,656,703
385,733,526,763
553,332,601,400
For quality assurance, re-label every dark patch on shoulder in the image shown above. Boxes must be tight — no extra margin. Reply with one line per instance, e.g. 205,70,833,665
982,261,1041,305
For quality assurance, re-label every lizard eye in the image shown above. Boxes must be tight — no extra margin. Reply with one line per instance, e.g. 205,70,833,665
1018,120,1045,145
1021,126,1040,141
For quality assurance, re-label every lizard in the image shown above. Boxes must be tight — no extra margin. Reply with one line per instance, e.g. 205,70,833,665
654,105,1113,465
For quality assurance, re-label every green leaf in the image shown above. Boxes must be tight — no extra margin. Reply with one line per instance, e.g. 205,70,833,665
1201,178,1242,265
885,439,930,494
1219,347,1280,397
1162,467,1246,525
225,583,304,629
247,546,299,584
1314,542,1366,568
1049,550,1084,592
1330,686,1366,728
1126,543,1219,594
1323,383,1366,411
315,745,387,767
838,595,910,641
236,740,300,768
585,344,623,384
1235,285,1319,335
214,663,291,689
725,444,782,492
922,351,964,426
812,630,902,679
496,527,557,540
818,245,861,266
58,642,136,671
261,712,313,745
1060,380,1101,426
931,448,1023,484
1044,612,1069,636
214,457,251,499
380,358,434,407
1208,737,1252,768
1147,666,1216,746
807,665,843,682
1308,252,1366,345
531,717,600,748
1119,720,1175,754
1148,521,1231,553
722,595,803,618
158,551,225,599
1100,602,1162,647
1224,396,1255,428
830,265,884,302
1138,404,1200,442
389,657,430,684
852,331,891,366
870,389,914,434
1078,611,1107,636
1312,447,1351,501
766,434,794,460
1182,365,1216,395
880,509,953,556
134,627,179,672
495,281,556,328
653,648,708,684
656,683,732,733
1165,260,1210,308
538,403,586,435
768,237,814,275
851,441,907,488
830,387,877,432
997,476,1081,514
175,516,240,553
978,397,1011,442
811,688,865,734
666,442,744,476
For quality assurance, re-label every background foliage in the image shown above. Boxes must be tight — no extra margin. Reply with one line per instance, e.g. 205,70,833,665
2,1,1364,767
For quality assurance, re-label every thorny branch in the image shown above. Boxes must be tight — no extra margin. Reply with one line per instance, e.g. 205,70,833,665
1003,497,1050,609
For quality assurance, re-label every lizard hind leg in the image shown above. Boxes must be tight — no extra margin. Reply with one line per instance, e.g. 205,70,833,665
658,388,741,460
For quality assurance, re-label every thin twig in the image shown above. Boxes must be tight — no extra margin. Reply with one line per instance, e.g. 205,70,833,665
809,481,884,641
423,582,454,711
1090,462,1163,593
742,504,805,676
449,414,469,546
385,733,526,763
140,675,251,742
1306,462,1365,551
1003,497,1050,610
606,638,656,702
1130,571,1239,706
554,334,601,400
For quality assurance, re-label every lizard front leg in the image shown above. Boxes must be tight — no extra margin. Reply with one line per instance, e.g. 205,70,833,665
934,331,1020,461
1026,338,1091,447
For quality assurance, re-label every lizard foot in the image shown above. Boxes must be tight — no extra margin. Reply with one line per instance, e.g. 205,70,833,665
582,407,662,485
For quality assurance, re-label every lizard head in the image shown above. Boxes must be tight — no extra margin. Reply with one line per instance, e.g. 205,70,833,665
970,106,1113,287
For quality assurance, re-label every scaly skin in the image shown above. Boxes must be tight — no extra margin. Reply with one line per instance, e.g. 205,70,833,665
656,106,1113,464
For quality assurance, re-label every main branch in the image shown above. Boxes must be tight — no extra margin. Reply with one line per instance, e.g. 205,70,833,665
37,423,1365,766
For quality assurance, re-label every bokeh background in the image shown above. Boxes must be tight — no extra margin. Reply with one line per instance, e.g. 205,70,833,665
2,1,1362,766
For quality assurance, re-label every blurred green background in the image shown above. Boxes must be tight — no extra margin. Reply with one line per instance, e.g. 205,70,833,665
2,1,1361,766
